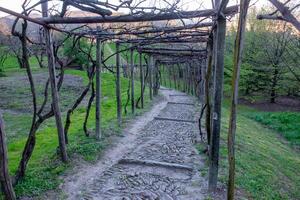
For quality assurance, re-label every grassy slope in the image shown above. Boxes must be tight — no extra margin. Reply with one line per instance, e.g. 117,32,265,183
217,104,300,199
3,69,150,197
246,111,300,146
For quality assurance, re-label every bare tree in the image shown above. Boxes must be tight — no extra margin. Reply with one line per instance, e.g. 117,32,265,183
257,0,300,32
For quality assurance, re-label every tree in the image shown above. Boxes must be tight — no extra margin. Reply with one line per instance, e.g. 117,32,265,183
0,113,16,200
225,7,300,102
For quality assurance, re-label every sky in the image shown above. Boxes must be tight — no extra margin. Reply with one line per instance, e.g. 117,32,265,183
0,0,268,17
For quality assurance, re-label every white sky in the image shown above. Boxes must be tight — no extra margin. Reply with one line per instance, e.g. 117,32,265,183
0,0,268,17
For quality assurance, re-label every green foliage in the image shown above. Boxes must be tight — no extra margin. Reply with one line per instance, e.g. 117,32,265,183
224,7,300,100
63,37,91,66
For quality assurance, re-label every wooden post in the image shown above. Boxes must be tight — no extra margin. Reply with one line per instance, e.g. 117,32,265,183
149,56,153,100
195,64,197,95
177,65,181,90
116,42,122,126
42,4,68,162
153,60,159,96
0,113,16,200
227,1,250,199
173,65,177,90
95,37,102,140
205,39,213,151
200,59,206,103
187,66,191,94
139,52,144,109
208,14,227,192
130,48,135,114
168,65,172,88
181,64,187,92
163,65,167,86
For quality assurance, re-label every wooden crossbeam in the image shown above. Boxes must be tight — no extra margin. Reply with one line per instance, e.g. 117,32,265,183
138,47,207,53
89,22,213,37
139,50,206,57
40,6,238,24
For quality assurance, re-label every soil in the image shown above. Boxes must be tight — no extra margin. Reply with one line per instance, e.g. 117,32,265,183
56,89,235,200
239,96,300,112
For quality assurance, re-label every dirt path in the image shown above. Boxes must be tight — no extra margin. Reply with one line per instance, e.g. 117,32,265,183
60,89,224,200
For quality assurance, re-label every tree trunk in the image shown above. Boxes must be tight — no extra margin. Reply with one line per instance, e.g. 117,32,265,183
270,66,278,103
0,113,16,200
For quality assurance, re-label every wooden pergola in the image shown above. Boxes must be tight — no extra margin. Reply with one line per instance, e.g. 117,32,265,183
0,0,250,199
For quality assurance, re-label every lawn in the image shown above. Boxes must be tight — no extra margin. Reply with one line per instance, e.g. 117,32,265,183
246,111,300,146
2,68,151,197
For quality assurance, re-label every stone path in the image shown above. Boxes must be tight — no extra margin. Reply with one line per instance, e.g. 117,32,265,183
62,89,224,200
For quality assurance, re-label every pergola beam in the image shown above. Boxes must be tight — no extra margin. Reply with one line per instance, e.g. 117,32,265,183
139,50,206,57
40,6,238,24
138,47,207,53
89,22,212,37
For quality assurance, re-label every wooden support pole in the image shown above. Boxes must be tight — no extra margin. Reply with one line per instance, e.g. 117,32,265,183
173,65,177,90
0,113,16,200
153,60,159,96
139,52,144,109
193,66,197,95
205,40,213,150
177,65,181,90
168,65,172,88
40,6,239,24
208,15,227,191
95,37,102,140
130,48,135,114
200,59,206,103
149,56,153,100
116,43,122,126
183,65,186,92
42,4,68,162
227,1,250,199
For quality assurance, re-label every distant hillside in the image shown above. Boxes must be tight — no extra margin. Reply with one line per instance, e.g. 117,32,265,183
0,14,41,38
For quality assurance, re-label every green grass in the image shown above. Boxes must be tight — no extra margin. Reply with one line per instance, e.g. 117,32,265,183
3,56,40,71
3,69,150,198
246,111,300,146
198,103,300,199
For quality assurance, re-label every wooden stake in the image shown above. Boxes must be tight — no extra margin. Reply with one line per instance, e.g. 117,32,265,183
227,0,250,199
0,113,16,200
208,13,227,191
42,3,68,162
130,48,135,114
149,56,153,100
95,37,102,140
116,43,122,126
139,52,144,109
